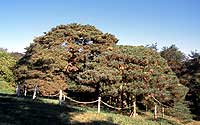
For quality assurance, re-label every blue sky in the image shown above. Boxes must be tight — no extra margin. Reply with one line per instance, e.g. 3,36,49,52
0,0,199,54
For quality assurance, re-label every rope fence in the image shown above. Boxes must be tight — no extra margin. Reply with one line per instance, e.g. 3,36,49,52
62,92,135,110
59,91,171,119
17,87,175,119
60,91,137,116
151,95,170,108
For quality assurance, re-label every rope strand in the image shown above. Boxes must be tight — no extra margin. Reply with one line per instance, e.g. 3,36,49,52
101,101,135,110
49,93,60,97
101,101,122,110
62,93,98,104
151,96,171,108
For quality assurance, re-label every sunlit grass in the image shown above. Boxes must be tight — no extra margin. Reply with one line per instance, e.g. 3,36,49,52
0,91,196,125
70,109,183,125
38,97,59,104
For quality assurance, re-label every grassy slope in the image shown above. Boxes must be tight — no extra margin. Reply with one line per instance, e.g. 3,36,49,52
0,84,196,125
1,93,197,125
71,110,181,125
0,81,15,94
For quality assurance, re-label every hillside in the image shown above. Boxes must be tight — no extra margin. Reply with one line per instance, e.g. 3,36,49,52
0,93,197,125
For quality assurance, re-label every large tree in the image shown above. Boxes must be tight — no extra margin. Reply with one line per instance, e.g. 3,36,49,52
14,24,186,115
14,23,118,96
71,44,186,110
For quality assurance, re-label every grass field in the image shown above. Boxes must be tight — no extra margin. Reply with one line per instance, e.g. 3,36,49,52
0,81,198,125
1,93,197,125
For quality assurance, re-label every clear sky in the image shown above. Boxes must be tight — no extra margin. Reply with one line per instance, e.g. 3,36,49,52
0,0,199,54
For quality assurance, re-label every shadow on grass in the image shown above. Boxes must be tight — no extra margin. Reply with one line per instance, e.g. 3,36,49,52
68,116,118,125
71,120,118,125
0,93,118,125
147,117,181,125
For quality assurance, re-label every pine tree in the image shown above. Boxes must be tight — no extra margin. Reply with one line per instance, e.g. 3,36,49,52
14,24,186,114
183,51,200,120
14,23,118,96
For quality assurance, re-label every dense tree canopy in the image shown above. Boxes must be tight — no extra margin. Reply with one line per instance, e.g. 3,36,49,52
160,45,197,119
0,49,16,82
14,23,118,96
71,44,187,109
160,44,186,77
181,51,200,120
14,24,186,113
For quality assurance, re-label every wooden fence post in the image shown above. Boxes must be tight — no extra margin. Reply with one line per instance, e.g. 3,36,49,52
133,101,136,117
145,105,147,112
16,84,20,97
59,90,62,105
32,85,37,99
24,89,27,96
162,107,165,118
98,97,101,113
63,94,65,101
154,104,157,120
23,85,27,97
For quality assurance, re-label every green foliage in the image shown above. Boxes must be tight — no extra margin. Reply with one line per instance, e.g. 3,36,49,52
14,23,118,96
182,52,200,120
14,23,188,118
161,45,185,62
166,101,193,122
70,44,185,111
0,49,16,82
0,80,15,94
160,45,195,120
160,44,186,77
160,45,200,120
